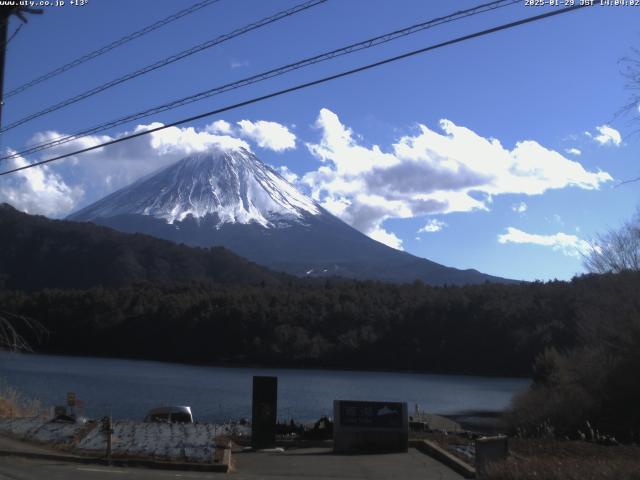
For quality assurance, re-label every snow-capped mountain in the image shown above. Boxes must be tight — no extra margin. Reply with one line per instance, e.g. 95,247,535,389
71,148,319,227
69,148,512,285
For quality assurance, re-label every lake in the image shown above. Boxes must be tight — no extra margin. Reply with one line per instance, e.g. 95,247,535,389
0,353,529,423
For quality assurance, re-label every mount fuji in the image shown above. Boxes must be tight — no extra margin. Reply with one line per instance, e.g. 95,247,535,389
68,148,510,285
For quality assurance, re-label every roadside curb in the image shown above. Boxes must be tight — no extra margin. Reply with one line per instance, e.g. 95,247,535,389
410,439,476,478
0,448,231,473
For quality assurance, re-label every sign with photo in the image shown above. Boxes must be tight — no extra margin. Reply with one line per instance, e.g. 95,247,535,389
339,401,404,429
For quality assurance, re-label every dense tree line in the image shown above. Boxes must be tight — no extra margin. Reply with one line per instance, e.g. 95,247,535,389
2,271,638,381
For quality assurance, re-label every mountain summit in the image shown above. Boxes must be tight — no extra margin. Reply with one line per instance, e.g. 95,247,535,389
69,148,512,285
71,148,319,227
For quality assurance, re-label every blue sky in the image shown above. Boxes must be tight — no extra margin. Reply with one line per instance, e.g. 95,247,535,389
1,0,639,281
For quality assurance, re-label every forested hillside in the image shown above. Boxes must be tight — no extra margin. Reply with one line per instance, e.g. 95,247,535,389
0,204,283,289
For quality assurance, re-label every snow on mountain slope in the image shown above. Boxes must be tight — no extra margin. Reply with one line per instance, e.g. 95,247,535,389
68,147,514,285
69,148,320,227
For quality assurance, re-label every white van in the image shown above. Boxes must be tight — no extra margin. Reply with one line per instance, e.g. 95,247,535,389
144,406,193,423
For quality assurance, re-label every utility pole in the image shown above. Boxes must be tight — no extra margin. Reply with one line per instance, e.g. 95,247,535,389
0,6,42,128
0,8,11,129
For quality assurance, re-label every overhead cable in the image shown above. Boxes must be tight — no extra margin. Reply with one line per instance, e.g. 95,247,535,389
0,4,592,177
1,0,520,162
0,0,327,133
3,0,223,99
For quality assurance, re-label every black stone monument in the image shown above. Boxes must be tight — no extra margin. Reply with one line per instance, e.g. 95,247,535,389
251,376,277,449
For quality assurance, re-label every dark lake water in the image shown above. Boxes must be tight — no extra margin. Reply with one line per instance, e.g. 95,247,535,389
0,353,529,423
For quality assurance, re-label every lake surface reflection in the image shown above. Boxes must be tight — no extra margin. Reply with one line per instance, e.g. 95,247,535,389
0,353,529,423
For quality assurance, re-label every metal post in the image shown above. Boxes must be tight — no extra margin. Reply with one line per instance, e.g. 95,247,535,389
102,415,113,460
106,415,112,459
0,6,43,128
0,9,10,128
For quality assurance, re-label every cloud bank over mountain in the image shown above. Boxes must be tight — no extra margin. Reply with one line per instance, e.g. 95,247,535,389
302,109,612,249
0,109,612,254
0,119,289,218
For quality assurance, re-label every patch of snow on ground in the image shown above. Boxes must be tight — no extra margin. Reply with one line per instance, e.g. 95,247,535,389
0,417,87,446
0,418,244,463
76,421,221,462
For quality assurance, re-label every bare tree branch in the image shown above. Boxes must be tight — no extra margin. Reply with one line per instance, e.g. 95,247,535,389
0,312,47,352
583,212,640,273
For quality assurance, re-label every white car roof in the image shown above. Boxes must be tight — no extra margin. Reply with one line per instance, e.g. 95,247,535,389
146,406,192,415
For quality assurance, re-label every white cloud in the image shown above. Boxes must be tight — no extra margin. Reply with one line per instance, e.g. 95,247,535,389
237,120,296,152
369,225,403,250
591,125,622,147
1,122,251,217
206,119,233,135
418,218,447,233
0,152,83,217
512,202,527,213
277,165,299,184
320,193,411,250
305,109,397,176
565,147,581,156
145,122,249,155
230,59,250,69
497,227,590,258
303,108,611,248
209,118,299,153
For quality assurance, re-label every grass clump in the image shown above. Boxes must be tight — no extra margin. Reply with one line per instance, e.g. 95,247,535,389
0,383,42,418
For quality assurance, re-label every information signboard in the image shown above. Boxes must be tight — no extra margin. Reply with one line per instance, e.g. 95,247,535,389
334,400,408,453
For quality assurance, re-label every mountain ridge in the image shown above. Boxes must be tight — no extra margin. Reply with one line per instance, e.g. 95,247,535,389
68,148,516,285
0,203,284,290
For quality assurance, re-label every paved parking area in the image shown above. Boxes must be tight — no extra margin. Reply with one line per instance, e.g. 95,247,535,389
232,447,464,479
0,435,464,479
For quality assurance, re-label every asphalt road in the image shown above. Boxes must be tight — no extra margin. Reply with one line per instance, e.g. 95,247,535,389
0,448,463,480
0,457,218,480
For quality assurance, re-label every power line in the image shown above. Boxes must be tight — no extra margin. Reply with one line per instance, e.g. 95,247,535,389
1,0,520,163
0,0,327,134
3,0,222,100
2,23,22,50
0,3,592,178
